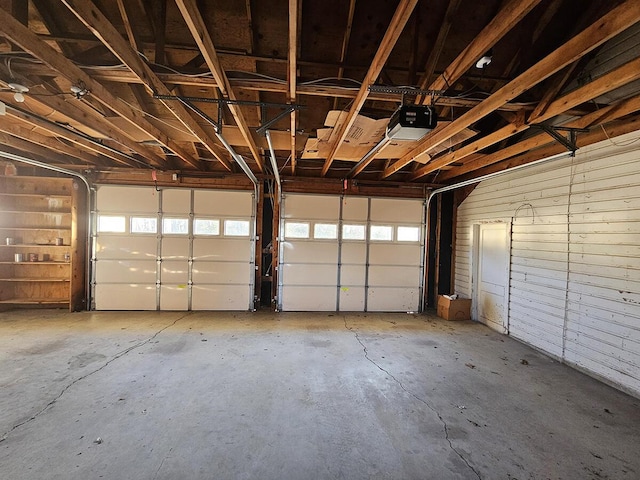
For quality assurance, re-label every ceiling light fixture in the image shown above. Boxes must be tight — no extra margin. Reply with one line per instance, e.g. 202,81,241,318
7,82,29,103
70,84,89,99
475,49,493,69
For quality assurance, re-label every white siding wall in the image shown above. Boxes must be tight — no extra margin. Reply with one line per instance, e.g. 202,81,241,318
455,131,640,397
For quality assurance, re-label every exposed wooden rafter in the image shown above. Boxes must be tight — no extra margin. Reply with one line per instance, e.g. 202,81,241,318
116,0,142,52
320,0,418,176
0,9,204,171
416,0,462,91
382,0,640,179
411,53,640,180
438,93,640,181
174,0,264,173
59,0,232,171
426,0,543,94
288,0,299,174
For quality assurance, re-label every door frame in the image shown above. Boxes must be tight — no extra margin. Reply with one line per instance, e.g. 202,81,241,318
471,221,512,334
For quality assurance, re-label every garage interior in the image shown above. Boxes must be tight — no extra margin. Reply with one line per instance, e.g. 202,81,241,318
0,0,639,478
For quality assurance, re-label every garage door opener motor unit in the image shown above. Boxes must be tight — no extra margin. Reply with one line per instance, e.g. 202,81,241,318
386,105,438,141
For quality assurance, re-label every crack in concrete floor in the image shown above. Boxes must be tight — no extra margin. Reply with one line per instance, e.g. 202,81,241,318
343,315,482,480
0,312,191,444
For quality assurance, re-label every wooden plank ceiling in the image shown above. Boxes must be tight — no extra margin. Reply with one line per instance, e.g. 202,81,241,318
0,0,639,187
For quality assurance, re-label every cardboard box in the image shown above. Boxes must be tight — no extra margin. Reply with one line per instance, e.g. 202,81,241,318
437,295,472,321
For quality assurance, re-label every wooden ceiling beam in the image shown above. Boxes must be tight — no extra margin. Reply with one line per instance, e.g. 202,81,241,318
0,122,105,167
533,56,640,124
0,64,168,169
455,115,640,182
410,115,527,181
0,9,203,171
59,0,232,171
0,133,80,166
174,0,264,173
416,0,462,91
382,0,640,179
414,54,640,181
320,0,418,176
438,93,640,181
337,0,356,80
116,0,142,53
3,102,142,168
288,0,299,174
427,0,543,94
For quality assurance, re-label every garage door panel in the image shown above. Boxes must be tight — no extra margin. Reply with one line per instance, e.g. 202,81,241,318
341,243,366,264
96,259,156,283
342,197,368,221
191,285,250,310
282,242,338,264
282,286,336,311
284,195,339,220
194,190,252,216
161,260,189,283
162,189,191,214
162,237,190,258
371,198,423,222
341,265,366,285
160,285,188,310
283,263,337,286
193,239,251,261
279,194,424,312
369,243,421,265
368,287,419,312
368,266,420,287
95,187,254,311
340,287,365,311
96,186,158,212
96,236,157,260
192,262,251,283
94,284,156,310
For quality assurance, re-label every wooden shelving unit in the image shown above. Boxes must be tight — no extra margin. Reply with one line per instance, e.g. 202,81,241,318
0,175,86,311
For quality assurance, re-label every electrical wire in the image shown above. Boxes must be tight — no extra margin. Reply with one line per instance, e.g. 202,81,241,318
119,98,193,136
600,124,640,146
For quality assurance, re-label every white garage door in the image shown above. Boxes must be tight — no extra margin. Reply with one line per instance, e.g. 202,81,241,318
93,186,255,311
279,194,424,312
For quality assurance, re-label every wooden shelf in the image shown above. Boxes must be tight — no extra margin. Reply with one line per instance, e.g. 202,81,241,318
0,175,86,311
0,278,70,282
0,261,70,265
0,227,71,231
0,244,70,248
0,210,71,215
0,193,70,199
0,298,69,304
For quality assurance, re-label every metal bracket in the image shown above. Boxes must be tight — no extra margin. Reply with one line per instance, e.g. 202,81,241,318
256,106,296,136
532,125,589,155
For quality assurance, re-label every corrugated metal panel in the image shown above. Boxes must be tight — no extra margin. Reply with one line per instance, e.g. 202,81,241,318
455,131,640,397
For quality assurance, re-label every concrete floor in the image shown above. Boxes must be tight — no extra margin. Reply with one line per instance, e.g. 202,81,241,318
0,311,638,480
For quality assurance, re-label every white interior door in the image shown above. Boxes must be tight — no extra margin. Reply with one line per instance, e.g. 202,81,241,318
474,223,511,333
